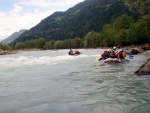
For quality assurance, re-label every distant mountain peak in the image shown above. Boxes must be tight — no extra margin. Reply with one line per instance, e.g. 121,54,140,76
1,29,28,44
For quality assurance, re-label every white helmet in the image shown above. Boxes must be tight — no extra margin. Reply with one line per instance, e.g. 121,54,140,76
119,48,124,52
113,47,116,50
113,47,117,50
107,49,110,52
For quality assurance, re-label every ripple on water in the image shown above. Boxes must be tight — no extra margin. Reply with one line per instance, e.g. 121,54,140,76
0,50,150,113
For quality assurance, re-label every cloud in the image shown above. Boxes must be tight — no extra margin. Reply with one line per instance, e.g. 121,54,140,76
8,4,23,14
20,0,50,7
0,10,53,37
0,0,85,41
20,0,84,7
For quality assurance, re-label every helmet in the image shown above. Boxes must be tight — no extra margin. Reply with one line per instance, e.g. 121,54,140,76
113,47,116,50
107,49,110,52
104,50,107,53
119,49,123,51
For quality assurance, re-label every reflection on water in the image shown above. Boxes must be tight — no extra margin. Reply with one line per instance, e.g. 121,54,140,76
0,49,149,113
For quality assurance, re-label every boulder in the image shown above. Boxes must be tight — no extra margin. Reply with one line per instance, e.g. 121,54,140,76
141,44,150,50
135,58,150,75
130,47,144,55
142,50,150,55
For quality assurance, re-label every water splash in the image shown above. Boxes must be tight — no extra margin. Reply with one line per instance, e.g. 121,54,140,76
0,55,70,67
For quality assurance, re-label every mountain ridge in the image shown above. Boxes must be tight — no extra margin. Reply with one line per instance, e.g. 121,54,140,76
13,0,139,43
2,29,27,44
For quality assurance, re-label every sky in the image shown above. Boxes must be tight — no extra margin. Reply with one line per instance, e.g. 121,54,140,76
0,0,85,41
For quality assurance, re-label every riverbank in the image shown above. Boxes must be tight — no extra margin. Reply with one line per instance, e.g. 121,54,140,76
141,50,150,55
0,49,18,55
0,43,149,55
125,43,150,55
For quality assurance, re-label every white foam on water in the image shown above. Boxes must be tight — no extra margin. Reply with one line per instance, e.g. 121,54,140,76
0,55,74,66
0,48,102,69
0,54,91,68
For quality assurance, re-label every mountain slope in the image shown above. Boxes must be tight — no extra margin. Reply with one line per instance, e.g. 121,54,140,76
14,0,139,43
2,29,27,44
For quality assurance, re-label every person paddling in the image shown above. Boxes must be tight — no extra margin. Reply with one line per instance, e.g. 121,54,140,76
109,49,117,58
116,48,126,59
100,50,110,60
69,49,73,55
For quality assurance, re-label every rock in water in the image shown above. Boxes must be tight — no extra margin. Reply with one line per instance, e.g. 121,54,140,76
135,58,150,75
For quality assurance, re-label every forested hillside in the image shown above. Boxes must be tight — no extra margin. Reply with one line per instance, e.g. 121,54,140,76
10,14,149,50
13,0,139,43
8,0,149,50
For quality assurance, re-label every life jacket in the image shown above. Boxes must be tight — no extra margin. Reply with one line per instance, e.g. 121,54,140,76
101,53,107,59
109,50,117,58
116,51,126,59
101,50,108,59
122,51,126,57
69,50,73,55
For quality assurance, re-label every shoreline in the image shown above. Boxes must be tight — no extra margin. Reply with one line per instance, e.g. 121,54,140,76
0,43,150,55
124,43,150,55
0,50,18,55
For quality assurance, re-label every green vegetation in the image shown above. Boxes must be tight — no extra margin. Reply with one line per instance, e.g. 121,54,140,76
0,43,12,50
124,0,150,15
9,14,150,50
13,0,138,43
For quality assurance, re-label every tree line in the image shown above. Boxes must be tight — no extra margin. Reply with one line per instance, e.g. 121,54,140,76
8,14,149,50
0,43,12,50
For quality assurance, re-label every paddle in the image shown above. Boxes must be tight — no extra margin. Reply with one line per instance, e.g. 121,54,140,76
119,58,122,63
95,57,100,61
125,58,130,63
95,57,103,61
118,58,130,64
129,54,134,59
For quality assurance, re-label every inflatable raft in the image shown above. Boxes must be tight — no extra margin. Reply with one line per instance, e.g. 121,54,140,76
103,58,125,63
69,50,80,56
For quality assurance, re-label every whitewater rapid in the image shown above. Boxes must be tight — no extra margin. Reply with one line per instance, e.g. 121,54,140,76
0,49,149,113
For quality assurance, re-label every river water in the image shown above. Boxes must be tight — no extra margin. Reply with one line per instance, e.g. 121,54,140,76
0,49,149,113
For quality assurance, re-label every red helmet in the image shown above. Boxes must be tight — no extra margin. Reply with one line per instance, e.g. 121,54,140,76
104,50,107,53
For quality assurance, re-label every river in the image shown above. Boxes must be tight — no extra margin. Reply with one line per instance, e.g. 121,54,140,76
0,49,149,113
